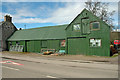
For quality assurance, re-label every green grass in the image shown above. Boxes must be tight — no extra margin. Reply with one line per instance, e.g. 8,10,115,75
111,53,120,57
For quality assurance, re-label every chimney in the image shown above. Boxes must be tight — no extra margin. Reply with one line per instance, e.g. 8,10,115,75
4,15,12,22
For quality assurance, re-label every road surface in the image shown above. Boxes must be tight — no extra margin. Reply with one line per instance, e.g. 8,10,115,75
1,57,118,78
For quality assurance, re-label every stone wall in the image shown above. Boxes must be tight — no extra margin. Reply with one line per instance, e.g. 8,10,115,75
1,22,17,51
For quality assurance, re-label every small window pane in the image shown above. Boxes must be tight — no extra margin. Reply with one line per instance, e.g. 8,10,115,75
90,39,101,47
91,22,100,30
9,42,12,46
16,41,20,45
41,41,47,48
73,24,80,31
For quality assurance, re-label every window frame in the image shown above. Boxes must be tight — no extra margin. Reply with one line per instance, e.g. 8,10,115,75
90,21,100,31
9,42,12,46
81,18,90,34
72,23,81,32
89,38,102,47
41,40,47,48
16,41,20,45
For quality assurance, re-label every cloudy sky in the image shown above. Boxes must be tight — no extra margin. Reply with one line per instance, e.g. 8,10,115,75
0,1,119,29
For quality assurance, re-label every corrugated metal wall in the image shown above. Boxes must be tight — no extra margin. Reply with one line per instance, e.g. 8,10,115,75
8,39,65,53
47,40,59,51
68,38,87,55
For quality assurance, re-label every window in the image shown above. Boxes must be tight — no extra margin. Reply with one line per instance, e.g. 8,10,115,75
90,39,101,47
9,42,12,46
73,24,80,31
41,40,47,48
16,41,20,45
90,22,100,30
60,40,66,47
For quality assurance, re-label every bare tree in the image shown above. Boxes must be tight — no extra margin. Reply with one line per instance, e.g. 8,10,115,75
85,0,115,26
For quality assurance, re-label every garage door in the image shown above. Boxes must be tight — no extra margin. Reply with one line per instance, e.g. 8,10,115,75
68,38,87,55
26,41,34,52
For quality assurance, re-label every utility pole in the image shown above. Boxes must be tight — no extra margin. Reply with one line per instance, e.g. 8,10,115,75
24,24,26,29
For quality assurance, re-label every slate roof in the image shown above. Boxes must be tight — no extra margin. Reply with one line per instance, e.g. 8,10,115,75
0,21,4,25
8,24,68,41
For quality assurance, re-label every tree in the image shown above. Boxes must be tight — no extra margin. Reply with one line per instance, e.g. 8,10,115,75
85,0,115,26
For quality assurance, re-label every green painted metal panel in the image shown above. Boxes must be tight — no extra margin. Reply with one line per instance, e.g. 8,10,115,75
26,40,64,53
41,40,47,48
30,41,34,52
12,41,16,45
26,41,31,52
68,38,87,55
34,41,41,53
47,40,60,51
82,18,90,34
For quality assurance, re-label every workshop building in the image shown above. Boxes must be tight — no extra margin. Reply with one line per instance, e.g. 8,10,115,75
7,24,67,53
7,9,111,56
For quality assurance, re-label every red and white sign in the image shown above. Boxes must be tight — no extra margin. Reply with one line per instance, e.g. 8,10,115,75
0,60,23,65
61,40,66,47
114,40,120,45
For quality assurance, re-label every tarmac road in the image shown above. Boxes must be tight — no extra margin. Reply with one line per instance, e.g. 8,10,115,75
1,57,118,78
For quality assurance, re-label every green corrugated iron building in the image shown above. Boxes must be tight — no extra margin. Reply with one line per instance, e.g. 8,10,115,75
8,25,67,52
7,9,111,56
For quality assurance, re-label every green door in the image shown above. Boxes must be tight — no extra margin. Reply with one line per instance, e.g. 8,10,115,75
34,41,41,53
68,38,87,55
26,41,30,52
26,41,34,52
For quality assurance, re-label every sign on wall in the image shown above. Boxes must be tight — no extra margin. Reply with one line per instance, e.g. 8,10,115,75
61,40,66,47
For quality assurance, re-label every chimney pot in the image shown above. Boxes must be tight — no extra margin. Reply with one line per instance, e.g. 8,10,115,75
4,15,12,22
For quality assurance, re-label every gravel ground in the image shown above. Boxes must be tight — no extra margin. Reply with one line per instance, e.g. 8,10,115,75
1,51,119,64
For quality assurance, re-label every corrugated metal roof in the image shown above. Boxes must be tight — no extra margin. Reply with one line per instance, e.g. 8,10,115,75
8,24,68,41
